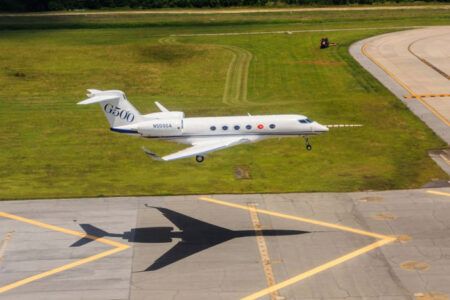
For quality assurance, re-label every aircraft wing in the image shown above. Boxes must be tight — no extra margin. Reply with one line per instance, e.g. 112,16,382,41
144,137,251,161
151,207,231,232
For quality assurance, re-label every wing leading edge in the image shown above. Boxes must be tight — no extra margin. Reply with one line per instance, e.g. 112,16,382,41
143,137,251,161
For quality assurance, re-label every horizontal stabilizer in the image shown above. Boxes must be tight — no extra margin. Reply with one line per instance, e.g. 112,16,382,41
77,94,121,105
86,89,102,97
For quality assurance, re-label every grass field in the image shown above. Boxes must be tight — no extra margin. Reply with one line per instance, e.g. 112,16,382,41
0,8,449,199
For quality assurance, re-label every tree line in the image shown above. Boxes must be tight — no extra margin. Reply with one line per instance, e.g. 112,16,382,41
0,0,444,12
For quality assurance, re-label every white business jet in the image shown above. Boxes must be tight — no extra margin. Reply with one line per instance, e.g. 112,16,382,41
78,89,329,162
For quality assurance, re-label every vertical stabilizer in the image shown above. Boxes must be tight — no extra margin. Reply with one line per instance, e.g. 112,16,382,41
78,89,141,127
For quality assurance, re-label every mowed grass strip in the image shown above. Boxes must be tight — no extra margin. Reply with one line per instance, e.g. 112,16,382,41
0,11,448,199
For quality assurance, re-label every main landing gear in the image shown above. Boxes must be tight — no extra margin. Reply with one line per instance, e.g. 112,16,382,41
196,155,205,163
304,137,312,151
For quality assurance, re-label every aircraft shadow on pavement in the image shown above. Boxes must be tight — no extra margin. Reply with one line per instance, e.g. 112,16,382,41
71,206,309,271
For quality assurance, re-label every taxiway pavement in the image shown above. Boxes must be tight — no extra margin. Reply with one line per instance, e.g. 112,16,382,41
1,189,449,299
350,26,450,144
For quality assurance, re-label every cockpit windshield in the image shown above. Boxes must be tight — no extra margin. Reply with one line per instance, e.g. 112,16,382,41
298,118,313,124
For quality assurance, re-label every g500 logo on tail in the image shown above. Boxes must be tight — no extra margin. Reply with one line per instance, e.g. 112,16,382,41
104,104,135,122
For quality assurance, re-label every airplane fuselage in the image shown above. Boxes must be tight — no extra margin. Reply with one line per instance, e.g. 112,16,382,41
113,114,328,145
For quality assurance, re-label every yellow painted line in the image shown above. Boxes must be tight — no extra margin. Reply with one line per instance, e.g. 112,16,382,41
199,197,392,240
247,204,279,300
361,43,450,126
0,211,130,294
404,94,450,99
0,211,127,248
0,245,128,294
439,154,450,166
198,196,396,300
241,238,395,300
427,190,450,197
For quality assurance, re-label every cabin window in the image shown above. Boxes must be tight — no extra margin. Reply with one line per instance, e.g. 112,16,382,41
299,119,307,124
269,124,276,129
222,125,228,130
306,119,313,123
246,125,252,130
210,126,216,131
234,125,240,130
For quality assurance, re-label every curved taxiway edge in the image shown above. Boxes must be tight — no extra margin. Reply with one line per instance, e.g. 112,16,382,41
349,30,450,145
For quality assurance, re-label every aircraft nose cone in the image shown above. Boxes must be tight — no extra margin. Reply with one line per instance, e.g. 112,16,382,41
313,123,329,133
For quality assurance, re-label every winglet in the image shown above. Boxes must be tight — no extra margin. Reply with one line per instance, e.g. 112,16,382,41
142,147,164,161
155,102,169,112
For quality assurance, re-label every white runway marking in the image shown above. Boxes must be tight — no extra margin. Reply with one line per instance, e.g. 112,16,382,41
326,124,363,128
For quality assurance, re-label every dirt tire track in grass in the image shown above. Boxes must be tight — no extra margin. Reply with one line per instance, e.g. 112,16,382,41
158,37,252,105
221,45,252,105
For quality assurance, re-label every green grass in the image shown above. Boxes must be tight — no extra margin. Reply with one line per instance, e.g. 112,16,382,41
0,8,448,199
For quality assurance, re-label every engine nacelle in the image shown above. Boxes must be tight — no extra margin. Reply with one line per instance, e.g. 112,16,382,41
137,119,183,137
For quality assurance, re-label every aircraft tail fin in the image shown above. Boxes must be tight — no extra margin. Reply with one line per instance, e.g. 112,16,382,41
78,89,141,127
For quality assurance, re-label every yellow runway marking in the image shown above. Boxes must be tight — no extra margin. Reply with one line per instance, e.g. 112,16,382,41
0,211,130,294
404,94,450,99
439,154,450,166
198,196,396,300
361,43,450,127
242,238,394,300
247,204,279,300
199,197,392,239
427,190,450,197
0,212,128,248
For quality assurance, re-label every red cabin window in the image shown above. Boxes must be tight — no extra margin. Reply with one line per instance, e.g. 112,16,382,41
257,124,264,129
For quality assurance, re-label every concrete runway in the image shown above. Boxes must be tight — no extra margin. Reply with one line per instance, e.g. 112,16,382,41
1,189,450,299
350,26,450,144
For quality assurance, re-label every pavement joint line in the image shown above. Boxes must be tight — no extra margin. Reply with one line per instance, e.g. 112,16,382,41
247,203,280,300
0,211,130,294
407,35,450,80
198,197,396,300
361,43,450,126
427,190,450,197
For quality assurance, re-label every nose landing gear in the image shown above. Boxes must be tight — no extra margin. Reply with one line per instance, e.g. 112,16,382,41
196,155,205,163
304,137,312,151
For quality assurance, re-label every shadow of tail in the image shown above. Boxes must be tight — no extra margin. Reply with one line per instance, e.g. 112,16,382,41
71,224,110,247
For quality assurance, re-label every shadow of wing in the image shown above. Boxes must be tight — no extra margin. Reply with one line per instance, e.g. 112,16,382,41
144,240,225,271
152,207,230,232
70,237,94,247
